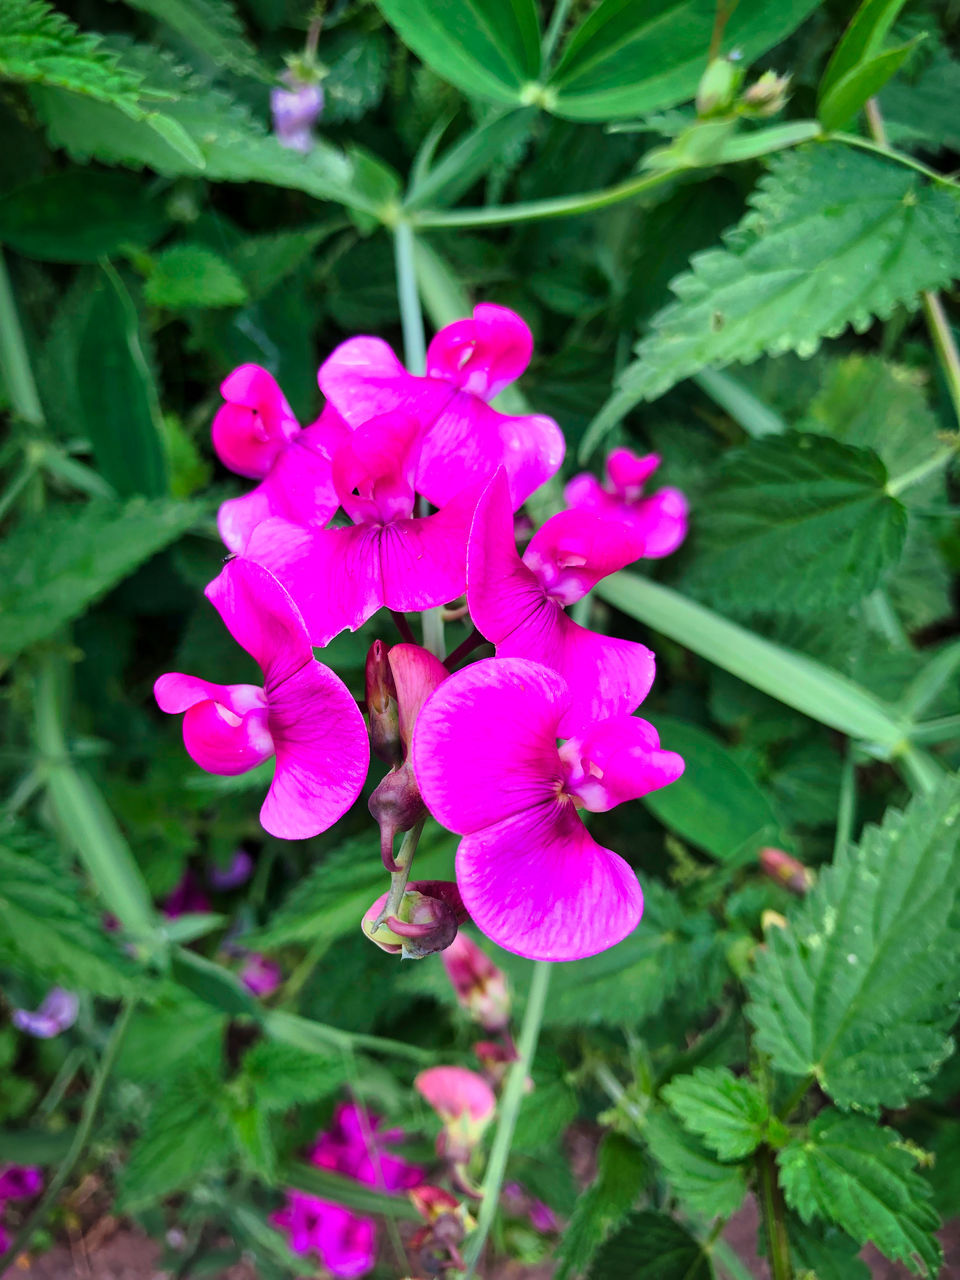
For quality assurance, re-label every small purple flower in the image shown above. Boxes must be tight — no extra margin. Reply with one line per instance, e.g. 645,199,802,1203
0,1165,42,1200
239,953,282,998
271,71,324,153
207,849,254,891
162,871,212,919
12,988,78,1039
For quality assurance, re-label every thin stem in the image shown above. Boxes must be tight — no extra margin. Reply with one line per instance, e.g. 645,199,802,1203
373,818,425,929
444,628,485,670
910,713,960,744
390,610,416,644
0,248,44,426
922,292,960,430
593,1060,647,1129
462,960,552,1277
0,998,137,1272
422,607,446,659
897,743,945,794
0,460,38,523
828,129,960,191
542,0,574,68
887,445,956,496
713,1238,760,1280
777,1073,815,1122
393,221,426,375
833,748,856,862
757,1146,793,1280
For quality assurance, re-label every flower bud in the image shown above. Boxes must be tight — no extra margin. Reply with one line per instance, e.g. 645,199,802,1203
441,931,511,1032
369,762,426,872
695,56,743,117
742,70,791,117
759,846,814,895
362,880,467,959
409,1185,474,1276
270,65,325,154
366,639,401,766
415,1065,497,1163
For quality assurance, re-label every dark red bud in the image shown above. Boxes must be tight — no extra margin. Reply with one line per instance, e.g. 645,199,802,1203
759,846,814,895
365,639,401,765
362,881,467,959
369,762,426,871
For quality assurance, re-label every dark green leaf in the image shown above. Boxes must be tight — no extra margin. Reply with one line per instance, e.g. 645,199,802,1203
144,244,249,310
119,0,265,80
406,109,535,210
170,947,261,1020
286,1163,420,1220
663,1067,769,1160
556,1134,648,1280
644,1111,746,1218
790,1219,871,1280
588,1211,712,1280
819,40,920,132
241,1040,351,1113
880,46,960,153
819,0,909,103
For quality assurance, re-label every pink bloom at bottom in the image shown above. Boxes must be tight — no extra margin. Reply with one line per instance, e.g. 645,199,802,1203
272,1103,423,1278
412,658,684,961
415,1066,496,1161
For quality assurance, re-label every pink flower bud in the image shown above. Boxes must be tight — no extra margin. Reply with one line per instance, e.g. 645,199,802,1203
270,70,324,153
759,847,814,895
361,881,467,959
415,1066,496,1162
369,762,426,872
239,953,282,997
366,639,400,766
441,932,511,1032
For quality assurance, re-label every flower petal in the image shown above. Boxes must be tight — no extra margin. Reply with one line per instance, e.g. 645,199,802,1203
466,469,548,642
182,699,274,775
319,335,449,426
522,507,647,604
425,303,532,400
607,447,661,493
154,673,239,714
415,1064,496,1122
387,643,448,752
630,487,689,558
378,486,479,616
560,715,685,812
412,657,567,836
261,659,369,839
456,800,644,961
205,557,315,688
212,365,300,478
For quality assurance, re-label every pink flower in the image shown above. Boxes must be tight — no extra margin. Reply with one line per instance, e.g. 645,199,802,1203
211,364,349,553
239,953,282,997
272,1103,423,1278
245,412,481,647
270,70,325,153
441,932,511,1033
12,988,78,1039
0,1166,42,1200
162,870,211,918
467,470,657,736
415,1066,496,1161
565,448,688,558
412,658,684,961
318,304,564,509
155,558,368,839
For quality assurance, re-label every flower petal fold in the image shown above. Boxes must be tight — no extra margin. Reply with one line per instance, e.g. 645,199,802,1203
560,715,685,812
212,364,300,478
425,303,532,400
205,557,314,690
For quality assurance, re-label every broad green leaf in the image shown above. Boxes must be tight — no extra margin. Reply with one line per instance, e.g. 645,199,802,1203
663,1067,770,1160
880,46,960,154
0,497,202,662
547,0,819,121
406,109,535,210
287,1163,420,1221
512,1075,578,1156
120,0,265,80
115,997,226,1084
144,244,248,310
374,0,541,105
584,144,960,450
556,1134,648,1280
241,1040,351,1113
790,1219,871,1280
644,1110,746,1218
170,947,261,1020
746,778,960,1110
321,28,390,124
227,222,343,301
0,170,168,262
819,40,920,132
819,0,909,103
78,266,168,497
587,1211,712,1280
779,1111,941,1276
682,434,907,617
641,716,781,861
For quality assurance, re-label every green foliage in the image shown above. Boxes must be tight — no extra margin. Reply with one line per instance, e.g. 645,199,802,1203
144,244,249,309
662,1067,771,1160
644,1110,746,1218
120,0,265,80
779,1110,941,1276
556,1134,648,1280
747,778,960,1110
880,45,960,152
818,0,913,129
0,497,201,662
587,1211,712,1280
240,1039,352,1113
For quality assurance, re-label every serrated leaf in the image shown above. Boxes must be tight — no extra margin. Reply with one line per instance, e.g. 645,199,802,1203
374,0,541,105
322,28,390,124
0,170,168,262
644,1111,746,1218
641,716,782,861
683,434,907,617
586,144,960,447
789,1218,871,1280
241,1040,351,1113
779,1111,941,1276
115,996,225,1084
120,0,265,81
556,1134,648,1280
227,223,341,301
0,497,202,662
587,1211,712,1280
663,1067,769,1160
145,244,248,309
548,0,818,122
880,46,960,153
746,778,960,1111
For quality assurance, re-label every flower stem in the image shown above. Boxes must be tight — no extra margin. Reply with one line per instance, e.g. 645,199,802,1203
887,446,957,497
757,1145,793,1280
374,818,425,929
0,248,44,426
542,0,574,67
444,627,485,670
462,959,552,1277
393,220,426,376
0,998,137,1273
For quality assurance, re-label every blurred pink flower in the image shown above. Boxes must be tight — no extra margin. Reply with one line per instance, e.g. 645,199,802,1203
239,953,282,998
565,447,688,559
441,932,510,1032
207,849,254,891
270,70,324,153
0,1166,42,1200
415,1066,496,1161
12,989,78,1039
162,871,211,919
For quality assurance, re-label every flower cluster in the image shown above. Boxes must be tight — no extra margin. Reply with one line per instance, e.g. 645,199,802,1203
156,304,687,963
0,1165,42,1252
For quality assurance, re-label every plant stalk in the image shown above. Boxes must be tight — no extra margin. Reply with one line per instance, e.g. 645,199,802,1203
393,220,426,376
462,960,552,1277
757,1145,794,1280
373,818,425,929
0,248,44,426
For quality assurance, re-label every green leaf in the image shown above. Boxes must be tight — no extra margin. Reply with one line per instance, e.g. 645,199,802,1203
144,243,248,310
406,109,535,210
790,1219,871,1280
556,1134,648,1280
819,0,909,104
641,716,781,862
585,144,960,448
663,1067,769,1160
644,1110,746,1218
779,1110,941,1276
286,1162,420,1221
746,778,960,1110
880,46,960,154
78,266,168,497
547,0,819,122
587,1211,712,1280
227,222,343,301
115,997,225,1084
0,497,202,663
0,170,168,262
682,433,907,617
241,1040,351,1114
322,28,390,125
819,39,920,132
119,0,265,81
170,947,261,1020
374,0,541,105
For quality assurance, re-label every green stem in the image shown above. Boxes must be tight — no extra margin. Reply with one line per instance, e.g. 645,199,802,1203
833,748,856,861
0,248,44,426
910,713,960,744
373,818,425,929
393,221,426,375
887,445,956,497
713,1238,760,1280
0,998,137,1272
828,129,960,192
0,461,38,523
594,1060,647,1129
542,0,574,67
897,743,945,794
462,960,552,1277
411,166,679,228
757,1146,793,1280
922,292,960,431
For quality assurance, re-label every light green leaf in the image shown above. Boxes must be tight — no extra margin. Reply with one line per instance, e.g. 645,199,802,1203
644,1110,746,1218
119,0,265,80
746,778,960,1110
374,0,541,105
682,433,907,616
406,109,535,210
819,0,909,104
641,716,781,862
0,170,168,262
144,243,248,310
819,40,920,132
556,1134,648,1280
779,1110,941,1276
241,1040,351,1114
286,1163,420,1220
587,1211,712,1280
880,46,960,154
0,497,202,663
663,1067,770,1160
585,144,960,450
547,0,819,122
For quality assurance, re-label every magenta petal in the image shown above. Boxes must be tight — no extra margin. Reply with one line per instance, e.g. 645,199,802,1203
523,508,647,603
387,644,448,752
563,472,606,511
212,365,300,478
319,336,442,426
319,1205,377,1279
412,657,567,835
204,558,313,689
631,487,689,558
560,715,685,812
261,659,369,839
425,304,532,400
182,699,274,775
467,469,548,642
216,435,341,554
607,448,661,493
457,800,644,961
378,488,478,615
155,672,238,714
